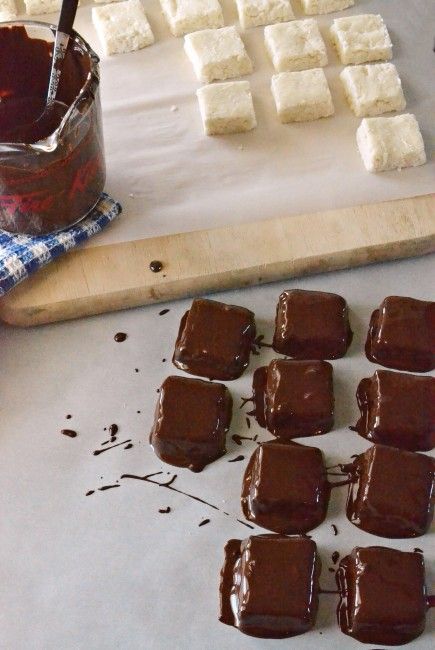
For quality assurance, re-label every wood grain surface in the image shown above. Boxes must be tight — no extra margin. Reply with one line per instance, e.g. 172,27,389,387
0,193,434,327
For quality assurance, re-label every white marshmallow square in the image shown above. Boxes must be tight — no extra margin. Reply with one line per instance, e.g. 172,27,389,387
330,14,393,65
0,0,17,20
92,0,154,56
356,114,426,172
196,80,257,134
265,18,327,72
160,0,224,37
235,0,295,31
184,26,253,83
301,0,353,15
340,63,406,117
24,0,61,14
271,68,334,122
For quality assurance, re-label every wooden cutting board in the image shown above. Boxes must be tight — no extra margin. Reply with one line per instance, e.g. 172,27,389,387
0,193,434,327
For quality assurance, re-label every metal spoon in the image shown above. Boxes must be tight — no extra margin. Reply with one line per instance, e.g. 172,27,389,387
45,0,80,111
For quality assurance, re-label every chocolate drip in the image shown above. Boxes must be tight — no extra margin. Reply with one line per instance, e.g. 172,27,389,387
61,429,77,438
93,439,132,456
149,260,163,273
114,332,127,342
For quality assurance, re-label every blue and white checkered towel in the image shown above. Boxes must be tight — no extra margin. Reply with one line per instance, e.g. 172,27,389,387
0,192,121,296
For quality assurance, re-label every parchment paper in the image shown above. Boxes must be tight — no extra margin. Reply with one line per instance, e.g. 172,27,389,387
21,0,435,246
0,255,433,649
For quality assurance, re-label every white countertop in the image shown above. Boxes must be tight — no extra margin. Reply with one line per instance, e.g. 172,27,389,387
0,253,434,650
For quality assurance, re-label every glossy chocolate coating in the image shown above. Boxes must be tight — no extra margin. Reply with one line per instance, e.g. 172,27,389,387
365,296,435,372
149,375,232,472
336,546,428,645
219,534,320,638
252,359,334,438
273,289,353,359
241,441,330,534
353,370,435,451
251,366,267,428
173,298,256,380
345,444,434,538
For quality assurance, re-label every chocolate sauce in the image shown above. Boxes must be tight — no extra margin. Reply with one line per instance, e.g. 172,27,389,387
134,368,139,373
86,490,94,496
93,439,131,456
99,484,120,491
353,370,434,451
219,535,320,638
251,359,334,439
124,443,133,450
150,375,232,472
344,445,434,538
149,260,163,273
332,551,340,564
159,309,170,316
246,417,251,429
273,289,353,359
0,26,105,235
61,429,77,438
414,547,423,553
228,455,245,463
159,506,171,514
199,518,211,527
365,296,435,373
121,471,250,529
114,332,127,342
232,434,255,446
331,524,338,536
173,298,256,381
66,414,72,419
336,546,429,645
241,440,330,534
109,423,118,437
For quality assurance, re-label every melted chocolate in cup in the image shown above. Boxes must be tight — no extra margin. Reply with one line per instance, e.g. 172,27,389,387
336,546,429,645
149,375,232,472
0,23,105,235
365,296,435,373
173,298,256,381
241,440,330,534
219,534,320,638
273,289,353,359
353,369,435,451
249,359,334,439
344,444,434,538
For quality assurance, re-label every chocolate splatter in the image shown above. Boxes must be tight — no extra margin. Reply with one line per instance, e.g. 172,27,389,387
331,524,338,536
159,309,170,316
114,332,127,342
246,417,251,429
159,507,171,514
61,429,77,438
124,443,133,450
332,551,340,564
99,484,120,492
199,519,210,527
149,260,163,273
162,358,167,363
135,368,140,373
232,434,255,446
85,490,95,496
66,414,72,420
121,471,251,530
414,548,423,554
93,440,132,456
228,455,245,463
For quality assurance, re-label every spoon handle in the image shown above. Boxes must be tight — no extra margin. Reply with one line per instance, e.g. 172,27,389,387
47,0,80,105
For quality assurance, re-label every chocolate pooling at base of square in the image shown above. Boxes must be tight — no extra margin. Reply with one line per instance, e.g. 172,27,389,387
365,296,435,373
219,534,320,638
173,298,256,380
149,375,232,472
241,440,331,534
342,444,434,538
273,289,353,359
352,369,434,451
249,359,334,438
336,546,433,645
